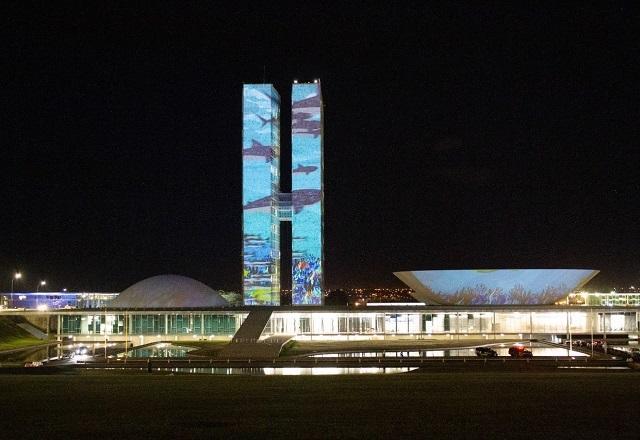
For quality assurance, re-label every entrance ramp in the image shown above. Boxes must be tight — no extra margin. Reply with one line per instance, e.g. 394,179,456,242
217,310,293,359
232,310,272,343
17,322,48,340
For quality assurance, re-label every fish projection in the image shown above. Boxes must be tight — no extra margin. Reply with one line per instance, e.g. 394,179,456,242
394,269,599,305
291,82,324,305
242,85,281,305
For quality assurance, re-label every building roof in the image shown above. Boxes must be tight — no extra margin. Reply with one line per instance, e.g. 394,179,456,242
111,274,228,308
394,269,599,305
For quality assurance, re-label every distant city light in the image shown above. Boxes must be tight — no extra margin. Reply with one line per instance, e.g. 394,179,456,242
367,302,425,307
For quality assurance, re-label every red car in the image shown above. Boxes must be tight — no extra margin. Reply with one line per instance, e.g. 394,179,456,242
508,345,533,358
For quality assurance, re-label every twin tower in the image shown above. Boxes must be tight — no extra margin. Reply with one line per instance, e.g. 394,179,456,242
242,81,324,306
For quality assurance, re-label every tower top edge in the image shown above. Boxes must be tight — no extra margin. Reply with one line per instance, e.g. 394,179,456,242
292,79,321,85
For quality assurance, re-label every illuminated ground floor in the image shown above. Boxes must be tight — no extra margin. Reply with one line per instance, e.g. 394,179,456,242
29,305,639,346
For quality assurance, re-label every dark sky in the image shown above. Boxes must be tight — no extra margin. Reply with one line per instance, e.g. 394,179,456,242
3,3,639,292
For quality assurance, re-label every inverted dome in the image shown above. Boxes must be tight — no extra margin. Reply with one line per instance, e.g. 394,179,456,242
112,274,228,308
394,269,599,305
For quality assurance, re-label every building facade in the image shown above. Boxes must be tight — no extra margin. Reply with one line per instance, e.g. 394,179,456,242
242,81,324,306
291,82,324,305
242,84,282,305
48,306,639,346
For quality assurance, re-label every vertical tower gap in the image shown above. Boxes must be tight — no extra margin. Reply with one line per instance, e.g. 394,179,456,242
242,81,324,306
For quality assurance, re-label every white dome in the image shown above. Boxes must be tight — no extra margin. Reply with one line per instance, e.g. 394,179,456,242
112,274,228,308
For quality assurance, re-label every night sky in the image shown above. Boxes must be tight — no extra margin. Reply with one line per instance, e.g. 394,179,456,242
4,3,639,292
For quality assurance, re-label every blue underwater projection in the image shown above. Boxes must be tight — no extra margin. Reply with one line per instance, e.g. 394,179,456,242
242,84,281,305
395,269,599,305
291,82,324,305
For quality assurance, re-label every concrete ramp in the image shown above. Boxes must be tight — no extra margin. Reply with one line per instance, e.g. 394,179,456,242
217,334,295,360
231,310,272,343
17,322,48,340
218,310,294,359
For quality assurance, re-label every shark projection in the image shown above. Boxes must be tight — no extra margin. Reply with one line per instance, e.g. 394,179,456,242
242,140,274,162
292,94,321,112
292,115,321,137
242,81,323,306
293,163,318,175
243,189,321,214
256,114,279,127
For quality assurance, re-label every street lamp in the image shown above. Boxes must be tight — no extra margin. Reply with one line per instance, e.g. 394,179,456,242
10,272,22,307
36,280,46,293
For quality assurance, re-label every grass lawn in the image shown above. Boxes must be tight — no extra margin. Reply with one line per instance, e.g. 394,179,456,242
0,370,638,439
0,316,44,351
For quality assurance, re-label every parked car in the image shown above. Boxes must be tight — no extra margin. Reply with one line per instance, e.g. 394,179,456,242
74,346,89,356
508,345,533,358
520,349,533,358
475,346,498,358
24,361,43,367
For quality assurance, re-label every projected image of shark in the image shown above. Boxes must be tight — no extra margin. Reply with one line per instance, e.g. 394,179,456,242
293,164,318,175
292,118,321,137
291,189,321,214
256,114,279,127
243,195,273,212
242,191,318,214
292,94,321,113
242,140,273,162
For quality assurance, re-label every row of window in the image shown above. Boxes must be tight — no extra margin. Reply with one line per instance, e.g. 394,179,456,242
61,314,236,335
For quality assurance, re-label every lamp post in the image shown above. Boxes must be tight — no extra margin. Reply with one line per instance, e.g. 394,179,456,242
10,272,22,308
36,281,46,308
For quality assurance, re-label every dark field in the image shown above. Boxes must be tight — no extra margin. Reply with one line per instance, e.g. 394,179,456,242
1,370,638,439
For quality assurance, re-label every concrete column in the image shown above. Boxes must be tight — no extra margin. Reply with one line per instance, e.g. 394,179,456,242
493,312,496,341
57,314,62,359
382,313,386,340
346,312,350,340
127,314,132,347
529,311,533,340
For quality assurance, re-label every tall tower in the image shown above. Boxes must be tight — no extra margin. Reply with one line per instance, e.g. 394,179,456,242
291,81,324,305
242,80,323,306
242,84,281,305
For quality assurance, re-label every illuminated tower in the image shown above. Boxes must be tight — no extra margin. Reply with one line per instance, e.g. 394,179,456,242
242,84,281,305
241,80,323,306
291,81,324,305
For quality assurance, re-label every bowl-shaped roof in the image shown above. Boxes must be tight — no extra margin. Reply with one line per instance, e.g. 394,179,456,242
111,274,228,308
394,269,599,305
